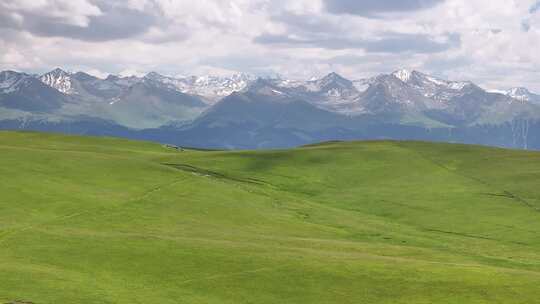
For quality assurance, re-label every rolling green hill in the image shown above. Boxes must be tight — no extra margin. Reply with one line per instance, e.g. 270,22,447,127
1,131,540,303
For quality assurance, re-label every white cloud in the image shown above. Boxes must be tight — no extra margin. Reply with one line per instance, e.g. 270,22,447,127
1,0,102,27
0,0,539,91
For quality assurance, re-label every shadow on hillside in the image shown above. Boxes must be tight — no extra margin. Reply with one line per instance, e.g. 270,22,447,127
162,163,272,186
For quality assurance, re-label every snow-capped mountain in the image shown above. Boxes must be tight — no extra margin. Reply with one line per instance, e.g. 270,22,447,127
35,68,255,105
392,69,413,82
257,72,366,115
504,87,540,104
9,67,540,123
302,73,364,114
1,70,68,112
142,72,255,103
37,68,220,103
34,68,210,128
183,73,255,102
390,69,473,102
305,72,355,94
340,69,540,127
39,68,75,94
206,69,535,126
3,67,540,150
180,69,540,149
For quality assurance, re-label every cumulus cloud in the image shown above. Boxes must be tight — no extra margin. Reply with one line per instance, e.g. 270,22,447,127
0,0,102,27
0,0,161,41
0,0,539,92
255,10,459,54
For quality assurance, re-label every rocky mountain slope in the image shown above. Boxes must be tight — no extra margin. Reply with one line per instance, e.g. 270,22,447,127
1,68,540,149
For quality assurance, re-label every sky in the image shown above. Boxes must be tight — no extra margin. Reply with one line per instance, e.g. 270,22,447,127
1,0,539,91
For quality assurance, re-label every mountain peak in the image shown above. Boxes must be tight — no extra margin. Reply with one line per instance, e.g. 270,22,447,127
145,71,165,80
321,72,348,82
40,68,74,94
48,68,70,76
73,71,98,81
505,87,537,102
245,78,288,97
508,87,530,96
316,72,353,88
392,69,413,82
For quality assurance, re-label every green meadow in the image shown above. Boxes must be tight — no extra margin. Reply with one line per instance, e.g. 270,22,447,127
1,131,540,303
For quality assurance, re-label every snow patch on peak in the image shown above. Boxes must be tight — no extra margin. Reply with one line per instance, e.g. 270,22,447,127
448,81,471,90
508,87,529,94
392,69,412,82
500,87,540,104
40,69,74,94
424,75,447,86
507,87,530,100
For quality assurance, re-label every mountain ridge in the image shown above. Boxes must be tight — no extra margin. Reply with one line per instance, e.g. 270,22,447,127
2,67,540,150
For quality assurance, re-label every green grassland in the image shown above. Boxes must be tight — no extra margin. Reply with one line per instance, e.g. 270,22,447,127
1,131,540,303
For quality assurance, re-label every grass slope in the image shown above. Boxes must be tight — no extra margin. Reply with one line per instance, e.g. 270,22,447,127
1,131,540,303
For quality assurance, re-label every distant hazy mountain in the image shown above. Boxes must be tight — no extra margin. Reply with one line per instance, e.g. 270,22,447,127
504,87,540,105
273,72,365,115
166,70,540,149
2,67,540,150
1,70,68,112
142,72,256,103
178,78,361,149
2,68,209,129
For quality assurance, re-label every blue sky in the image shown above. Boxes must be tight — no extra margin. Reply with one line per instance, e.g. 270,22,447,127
0,0,539,91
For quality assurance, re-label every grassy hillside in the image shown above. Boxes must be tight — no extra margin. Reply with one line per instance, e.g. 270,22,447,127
1,131,540,303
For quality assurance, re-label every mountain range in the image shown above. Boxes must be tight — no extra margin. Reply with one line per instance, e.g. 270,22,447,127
1,68,539,149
